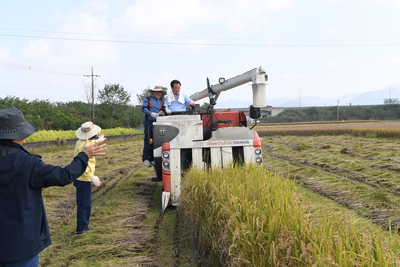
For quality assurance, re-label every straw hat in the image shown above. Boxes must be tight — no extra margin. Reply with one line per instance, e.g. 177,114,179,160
150,86,167,95
0,108,35,140
75,122,101,139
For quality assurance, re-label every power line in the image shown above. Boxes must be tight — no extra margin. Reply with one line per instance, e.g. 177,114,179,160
1,27,400,42
0,33,400,47
0,60,83,76
0,83,82,90
97,77,115,86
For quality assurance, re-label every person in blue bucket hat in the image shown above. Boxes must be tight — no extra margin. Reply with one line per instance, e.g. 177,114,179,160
0,107,107,267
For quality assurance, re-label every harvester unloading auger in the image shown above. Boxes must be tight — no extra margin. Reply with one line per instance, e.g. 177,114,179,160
149,67,268,212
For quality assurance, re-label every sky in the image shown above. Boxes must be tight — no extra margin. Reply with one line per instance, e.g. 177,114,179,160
1,0,400,107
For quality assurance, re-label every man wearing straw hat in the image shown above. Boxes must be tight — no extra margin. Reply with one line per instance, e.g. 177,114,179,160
142,86,166,168
0,108,107,266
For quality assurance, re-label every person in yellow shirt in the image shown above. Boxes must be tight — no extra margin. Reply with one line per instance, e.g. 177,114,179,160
73,122,104,234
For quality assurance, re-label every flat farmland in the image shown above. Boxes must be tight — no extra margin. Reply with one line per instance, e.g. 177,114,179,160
31,121,400,266
256,120,400,138
262,132,400,229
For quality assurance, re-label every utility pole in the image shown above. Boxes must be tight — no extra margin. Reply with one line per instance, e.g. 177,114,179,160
84,67,100,120
336,99,340,121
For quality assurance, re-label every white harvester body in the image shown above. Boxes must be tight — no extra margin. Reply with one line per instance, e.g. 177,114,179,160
150,67,267,212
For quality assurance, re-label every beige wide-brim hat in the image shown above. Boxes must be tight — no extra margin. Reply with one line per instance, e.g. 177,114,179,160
150,86,167,95
75,122,101,139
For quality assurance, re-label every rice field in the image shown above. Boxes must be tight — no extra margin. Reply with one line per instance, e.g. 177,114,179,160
25,127,142,143
256,120,400,138
180,121,400,266
28,122,400,267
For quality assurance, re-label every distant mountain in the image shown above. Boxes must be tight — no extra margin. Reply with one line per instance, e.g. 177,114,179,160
214,83,400,108
347,83,400,106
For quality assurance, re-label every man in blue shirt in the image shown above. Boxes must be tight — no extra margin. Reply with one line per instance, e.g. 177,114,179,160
164,80,194,114
142,86,166,167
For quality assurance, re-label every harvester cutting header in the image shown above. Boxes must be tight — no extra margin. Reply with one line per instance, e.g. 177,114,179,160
149,67,268,211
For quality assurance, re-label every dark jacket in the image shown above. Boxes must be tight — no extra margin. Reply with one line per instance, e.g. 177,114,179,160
0,140,88,263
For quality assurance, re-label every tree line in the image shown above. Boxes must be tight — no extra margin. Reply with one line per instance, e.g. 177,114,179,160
261,104,400,123
0,84,151,131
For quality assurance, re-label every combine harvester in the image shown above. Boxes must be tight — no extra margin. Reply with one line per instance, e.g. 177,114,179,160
150,67,268,211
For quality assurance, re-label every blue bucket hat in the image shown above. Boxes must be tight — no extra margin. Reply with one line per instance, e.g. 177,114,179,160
0,108,35,140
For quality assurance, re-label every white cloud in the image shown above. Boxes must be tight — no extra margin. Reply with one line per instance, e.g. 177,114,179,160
328,0,400,8
356,57,400,77
114,0,219,36
265,0,294,12
154,72,175,86
20,39,52,59
363,0,400,7
282,72,304,80
0,46,12,60
327,27,340,34
19,3,118,66
323,59,342,69
114,0,294,36
209,0,294,32
153,71,189,86
84,0,109,13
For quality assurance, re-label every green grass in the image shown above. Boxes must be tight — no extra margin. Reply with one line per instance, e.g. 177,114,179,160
37,138,201,267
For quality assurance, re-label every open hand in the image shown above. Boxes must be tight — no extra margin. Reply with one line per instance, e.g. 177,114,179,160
82,139,107,158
